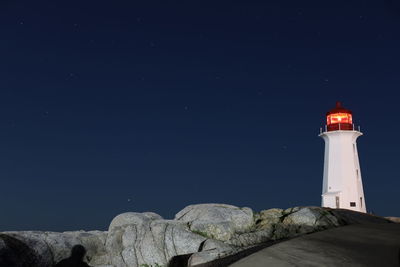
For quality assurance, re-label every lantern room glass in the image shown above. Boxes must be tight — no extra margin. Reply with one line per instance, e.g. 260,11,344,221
327,113,353,125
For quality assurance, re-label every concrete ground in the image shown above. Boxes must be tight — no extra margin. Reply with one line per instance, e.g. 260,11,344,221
229,223,400,267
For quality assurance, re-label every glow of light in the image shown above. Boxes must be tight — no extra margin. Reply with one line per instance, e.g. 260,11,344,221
327,113,352,125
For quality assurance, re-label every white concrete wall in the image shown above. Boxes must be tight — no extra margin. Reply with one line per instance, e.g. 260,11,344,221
320,130,366,213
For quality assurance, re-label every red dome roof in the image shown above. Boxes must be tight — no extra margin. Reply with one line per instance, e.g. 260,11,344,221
326,101,352,116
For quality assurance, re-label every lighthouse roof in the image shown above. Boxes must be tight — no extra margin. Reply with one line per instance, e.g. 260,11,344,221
326,101,352,116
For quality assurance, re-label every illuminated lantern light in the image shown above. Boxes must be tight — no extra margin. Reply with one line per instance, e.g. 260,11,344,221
326,102,353,131
327,113,352,125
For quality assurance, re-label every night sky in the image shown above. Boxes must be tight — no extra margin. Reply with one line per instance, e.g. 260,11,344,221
1,1,400,231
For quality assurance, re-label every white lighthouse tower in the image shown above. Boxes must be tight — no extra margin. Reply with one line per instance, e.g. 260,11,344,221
319,102,366,213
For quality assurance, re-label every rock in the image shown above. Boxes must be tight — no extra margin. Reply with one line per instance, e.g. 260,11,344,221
175,204,254,241
255,208,283,230
330,209,392,224
105,213,207,267
1,230,107,267
1,231,53,267
187,239,240,266
1,204,396,267
188,249,239,266
283,207,340,227
253,207,341,241
105,226,126,267
283,206,301,215
272,207,340,240
229,223,400,267
108,212,163,231
0,234,44,267
201,238,235,251
385,217,400,223
226,229,273,247
46,231,107,264
190,220,234,241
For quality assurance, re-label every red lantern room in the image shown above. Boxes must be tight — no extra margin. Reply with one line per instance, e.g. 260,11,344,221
326,102,353,131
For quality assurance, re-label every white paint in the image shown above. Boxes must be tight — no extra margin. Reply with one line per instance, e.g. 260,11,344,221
319,130,366,213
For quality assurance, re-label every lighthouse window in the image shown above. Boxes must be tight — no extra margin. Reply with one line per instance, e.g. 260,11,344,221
350,202,356,207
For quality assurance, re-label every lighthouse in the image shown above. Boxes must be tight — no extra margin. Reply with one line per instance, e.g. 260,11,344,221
319,102,366,213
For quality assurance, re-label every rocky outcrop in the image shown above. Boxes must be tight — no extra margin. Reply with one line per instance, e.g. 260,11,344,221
175,203,254,241
0,204,393,267
272,207,340,240
105,215,207,267
0,230,107,267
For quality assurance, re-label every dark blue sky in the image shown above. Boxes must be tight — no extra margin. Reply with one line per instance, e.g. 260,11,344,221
1,1,400,231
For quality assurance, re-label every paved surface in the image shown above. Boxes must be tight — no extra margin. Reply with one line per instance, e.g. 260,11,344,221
229,223,400,267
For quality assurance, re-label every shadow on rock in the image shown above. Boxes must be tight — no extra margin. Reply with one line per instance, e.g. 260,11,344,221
0,234,42,267
54,245,91,267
